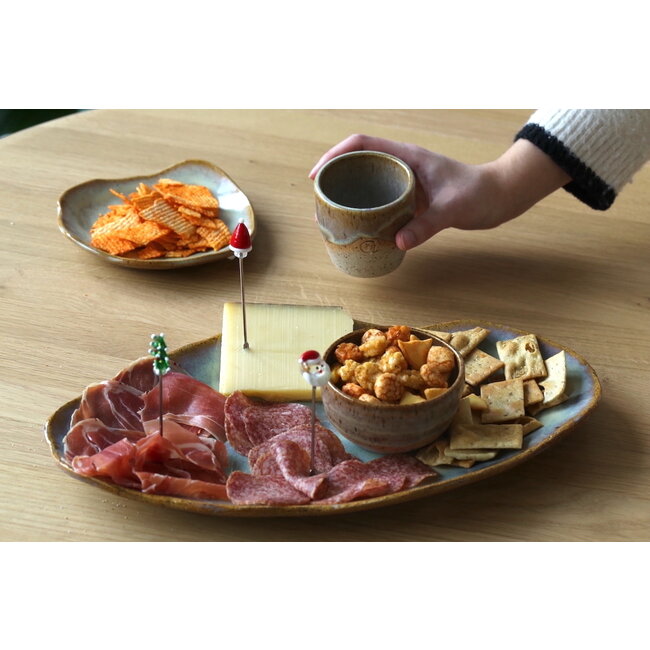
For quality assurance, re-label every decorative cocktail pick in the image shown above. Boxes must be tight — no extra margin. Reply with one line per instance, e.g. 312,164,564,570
299,350,331,475
149,333,170,437
229,219,253,350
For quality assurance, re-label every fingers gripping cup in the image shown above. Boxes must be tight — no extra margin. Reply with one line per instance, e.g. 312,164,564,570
314,151,416,278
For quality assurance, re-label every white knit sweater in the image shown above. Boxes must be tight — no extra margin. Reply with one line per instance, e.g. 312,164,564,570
516,109,650,209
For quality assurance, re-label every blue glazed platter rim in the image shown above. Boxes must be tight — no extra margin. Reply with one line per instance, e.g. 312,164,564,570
44,320,601,517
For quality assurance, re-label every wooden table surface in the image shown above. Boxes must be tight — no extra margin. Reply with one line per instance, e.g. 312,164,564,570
1,109,648,542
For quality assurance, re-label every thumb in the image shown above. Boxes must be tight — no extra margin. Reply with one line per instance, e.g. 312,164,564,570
395,209,447,250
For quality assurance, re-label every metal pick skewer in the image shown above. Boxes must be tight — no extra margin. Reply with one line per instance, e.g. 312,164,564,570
229,219,253,350
149,333,170,437
299,350,331,476
309,385,317,475
238,255,249,349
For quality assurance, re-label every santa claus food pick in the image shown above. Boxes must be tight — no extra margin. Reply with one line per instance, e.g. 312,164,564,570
299,350,331,475
229,219,252,349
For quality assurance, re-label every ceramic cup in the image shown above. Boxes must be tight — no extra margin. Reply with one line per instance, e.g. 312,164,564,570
313,151,416,278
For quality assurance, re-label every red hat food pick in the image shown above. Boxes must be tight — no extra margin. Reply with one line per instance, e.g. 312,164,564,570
229,219,252,257
229,219,252,349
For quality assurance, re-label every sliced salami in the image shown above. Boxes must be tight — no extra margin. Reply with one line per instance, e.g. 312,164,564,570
226,471,311,506
248,422,352,475
314,460,393,505
224,391,256,454
242,401,313,448
250,438,328,500
363,455,437,491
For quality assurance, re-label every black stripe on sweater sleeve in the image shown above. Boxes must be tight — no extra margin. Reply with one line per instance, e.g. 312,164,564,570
515,123,616,210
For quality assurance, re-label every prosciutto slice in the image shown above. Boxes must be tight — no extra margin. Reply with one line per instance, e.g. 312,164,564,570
112,356,186,393
71,438,140,489
63,418,145,461
140,372,226,441
71,380,144,432
136,472,228,500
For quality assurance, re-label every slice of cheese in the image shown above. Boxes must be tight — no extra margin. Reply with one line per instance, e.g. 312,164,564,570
219,303,353,401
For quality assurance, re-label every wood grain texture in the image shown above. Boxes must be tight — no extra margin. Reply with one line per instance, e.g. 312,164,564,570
1,109,648,541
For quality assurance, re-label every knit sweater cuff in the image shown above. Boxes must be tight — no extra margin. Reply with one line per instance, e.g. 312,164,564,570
515,109,650,210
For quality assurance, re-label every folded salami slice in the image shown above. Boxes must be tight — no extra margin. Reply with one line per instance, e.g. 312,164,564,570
224,391,256,454
314,456,437,505
250,438,328,500
226,471,311,505
248,423,352,474
224,391,314,454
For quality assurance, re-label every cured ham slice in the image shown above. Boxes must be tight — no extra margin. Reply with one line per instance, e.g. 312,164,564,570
135,427,228,484
136,472,228,500
141,372,226,441
71,380,144,432
226,471,311,506
63,418,145,461
71,438,140,489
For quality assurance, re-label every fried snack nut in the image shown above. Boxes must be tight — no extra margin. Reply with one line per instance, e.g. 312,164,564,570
331,325,456,405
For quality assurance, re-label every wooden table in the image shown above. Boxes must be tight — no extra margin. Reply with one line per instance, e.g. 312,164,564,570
1,109,648,542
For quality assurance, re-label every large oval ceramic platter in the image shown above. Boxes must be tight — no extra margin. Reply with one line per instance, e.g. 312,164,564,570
44,321,601,517
58,160,255,269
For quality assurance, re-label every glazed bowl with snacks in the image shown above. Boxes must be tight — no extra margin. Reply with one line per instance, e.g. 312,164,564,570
322,325,465,453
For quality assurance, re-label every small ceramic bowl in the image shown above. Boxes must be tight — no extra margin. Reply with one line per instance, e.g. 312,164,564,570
58,159,255,270
322,327,465,453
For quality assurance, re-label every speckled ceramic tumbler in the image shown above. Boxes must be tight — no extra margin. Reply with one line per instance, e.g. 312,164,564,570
314,151,416,278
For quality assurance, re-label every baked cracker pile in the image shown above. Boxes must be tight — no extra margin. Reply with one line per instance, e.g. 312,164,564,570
90,179,230,259
416,327,569,468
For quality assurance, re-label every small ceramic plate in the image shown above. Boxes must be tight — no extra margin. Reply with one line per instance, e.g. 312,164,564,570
57,160,255,269
44,321,601,517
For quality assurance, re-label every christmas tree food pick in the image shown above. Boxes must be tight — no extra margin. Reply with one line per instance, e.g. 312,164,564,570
229,219,253,350
299,350,331,475
149,333,170,436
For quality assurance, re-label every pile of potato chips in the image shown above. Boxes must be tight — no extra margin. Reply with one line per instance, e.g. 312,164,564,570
416,327,568,468
89,179,230,259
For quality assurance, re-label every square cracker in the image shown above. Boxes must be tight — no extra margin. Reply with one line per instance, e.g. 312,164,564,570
450,327,490,357
421,328,453,343
529,351,568,414
523,380,544,406
463,348,505,386
496,334,548,381
449,423,524,450
415,437,474,468
480,378,525,423
445,448,498,461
